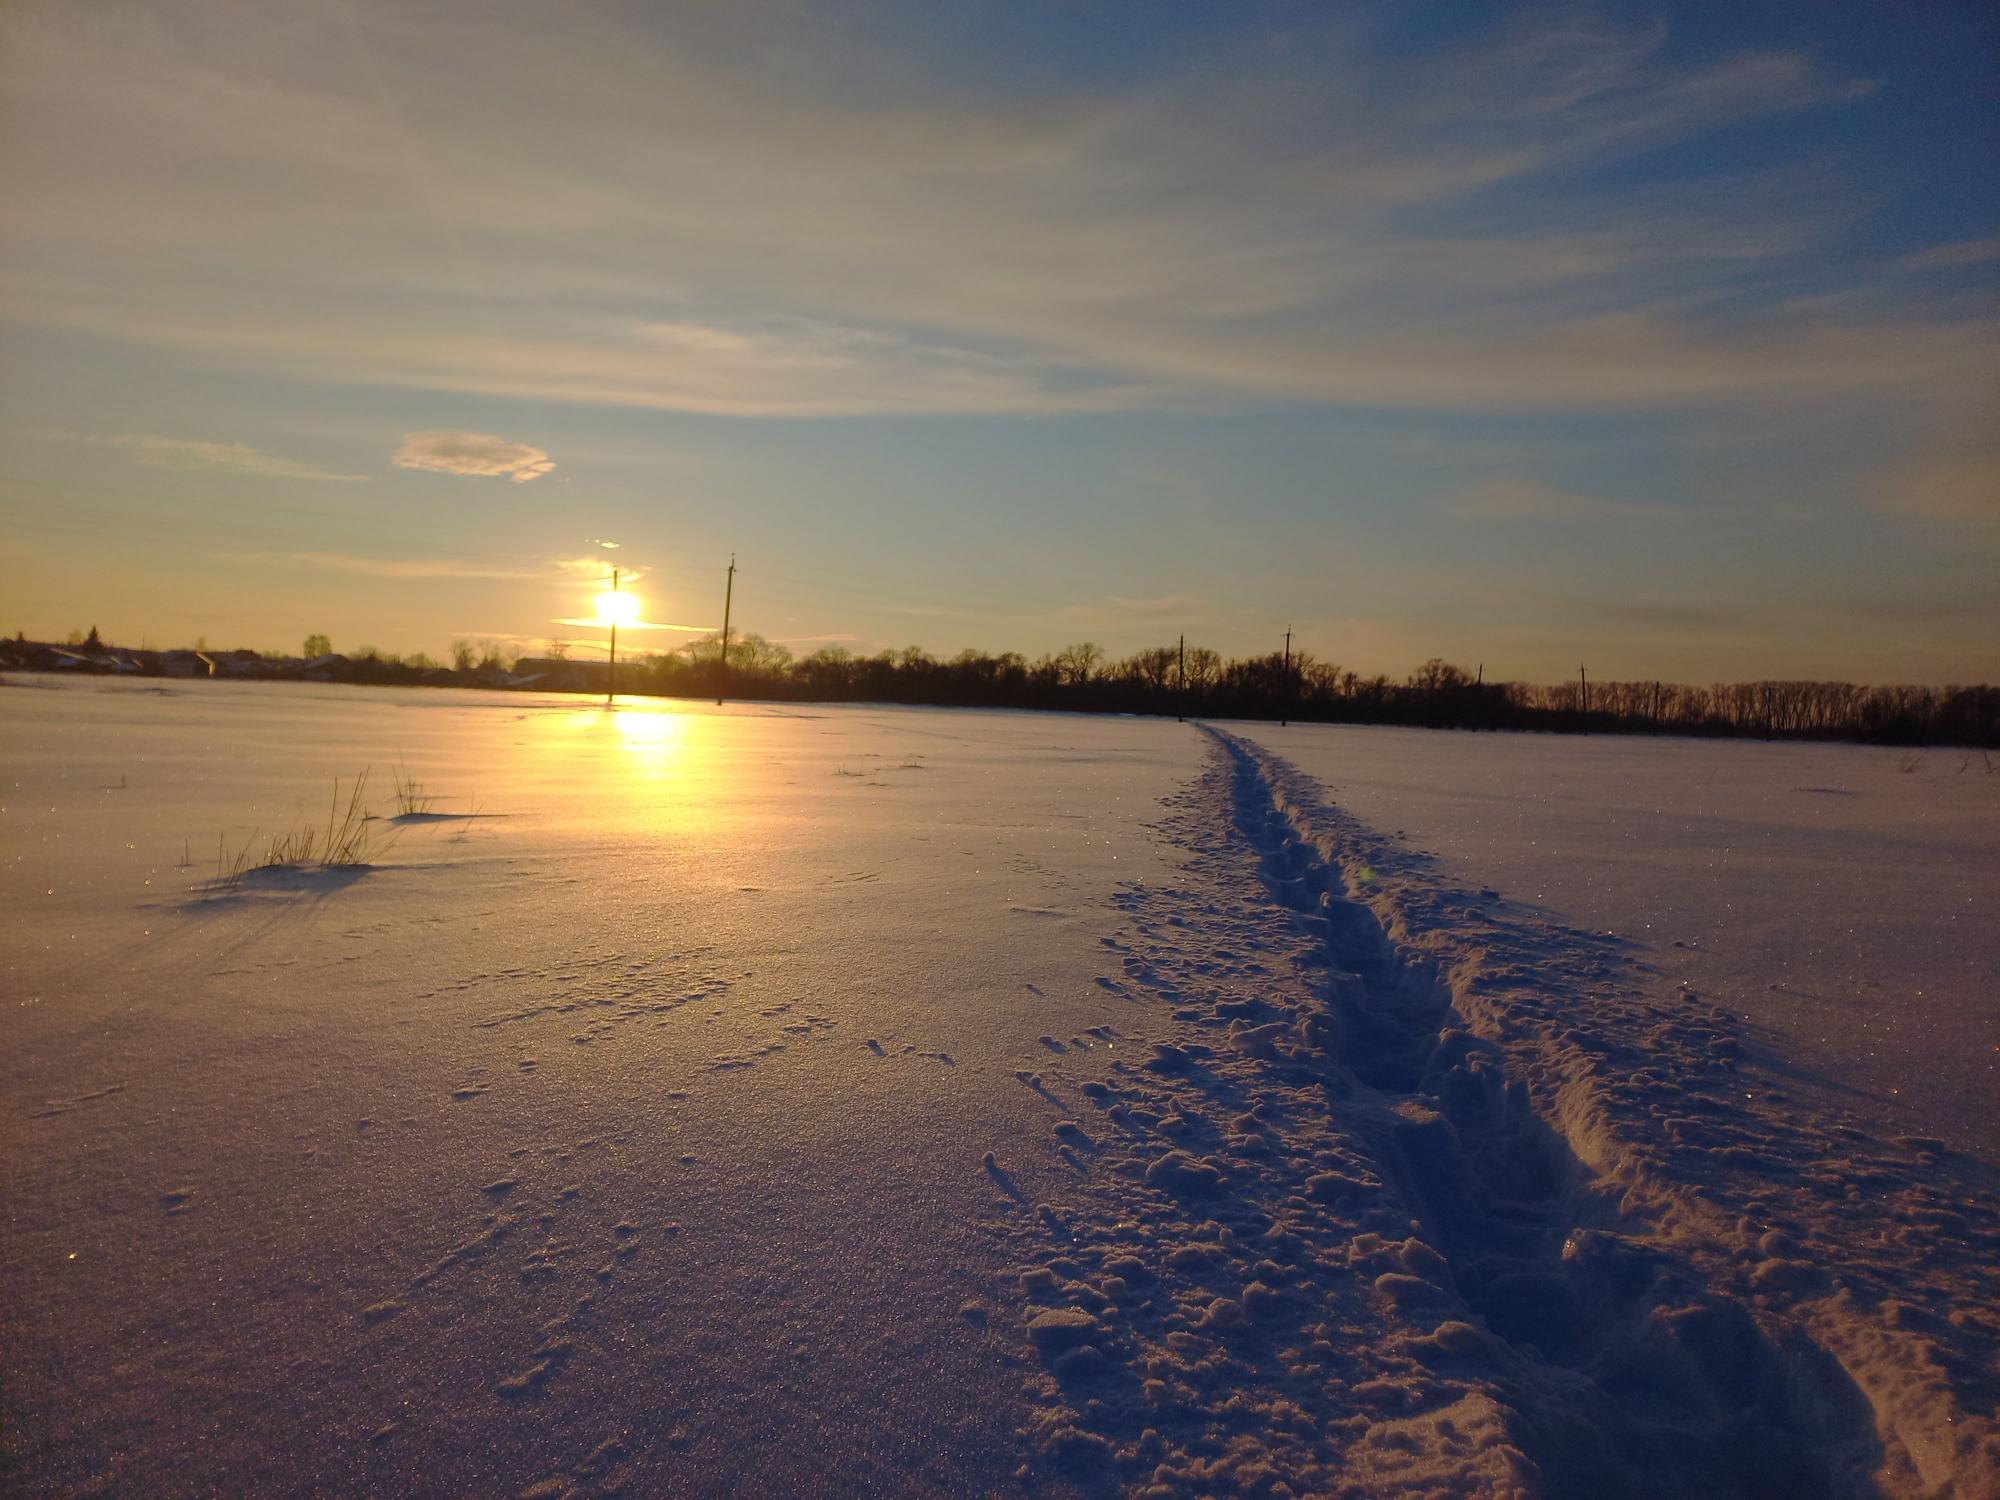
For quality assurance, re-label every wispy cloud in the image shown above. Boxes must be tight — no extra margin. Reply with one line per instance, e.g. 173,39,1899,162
1587,598,1758,630
252,551,542,580
1800,587,2000,626
1106,594,1210,620
1899,236,2000,272
394,431,555,483
552,555,624,579
444,630,541,645
1873,451,2000,526
1438,479,1662,521
1045,595,1216,633
548,616,707,632
5,4,1984,418
97,434,366,483
248,549,650,581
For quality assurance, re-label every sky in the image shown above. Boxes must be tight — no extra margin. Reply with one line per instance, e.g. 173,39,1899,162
2,0,1995,683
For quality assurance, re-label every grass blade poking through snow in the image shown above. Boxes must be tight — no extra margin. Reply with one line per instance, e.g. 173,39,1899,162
318,770,372,865
196,771,376,894
392,759,435,818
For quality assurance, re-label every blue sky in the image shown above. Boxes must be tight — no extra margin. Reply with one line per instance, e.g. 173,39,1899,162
2,1,1994,680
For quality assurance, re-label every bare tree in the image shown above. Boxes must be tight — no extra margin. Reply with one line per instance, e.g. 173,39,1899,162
1183,646,1222,691
1121,645,1179,690
1409,658,1470,693
1055,641,1104,686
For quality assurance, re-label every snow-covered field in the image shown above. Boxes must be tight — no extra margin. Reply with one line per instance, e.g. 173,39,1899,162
4,676,1996,1497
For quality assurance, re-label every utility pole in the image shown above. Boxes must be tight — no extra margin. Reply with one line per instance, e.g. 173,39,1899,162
1281,626,1292,727
606,566,619,705
715,555,736,706
1177,634,1185,723
1579,661,1589,714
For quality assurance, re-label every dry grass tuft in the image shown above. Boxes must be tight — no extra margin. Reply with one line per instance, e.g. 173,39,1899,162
198,771,375,892
392,760,435,817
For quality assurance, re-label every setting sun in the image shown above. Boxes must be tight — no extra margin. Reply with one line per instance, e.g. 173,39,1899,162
594,588,641,626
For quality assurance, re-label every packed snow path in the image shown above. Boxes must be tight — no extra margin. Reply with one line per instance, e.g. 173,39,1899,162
984,728,2000,1498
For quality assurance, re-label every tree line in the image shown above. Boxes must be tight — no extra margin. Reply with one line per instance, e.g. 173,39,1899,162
617,636,1998,747
9,628,1994,747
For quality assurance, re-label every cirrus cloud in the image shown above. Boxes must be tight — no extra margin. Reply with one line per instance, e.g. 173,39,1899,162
394,430,555,483
237,550,543,580
1438,479,1663,521
9,3,1973,422
99,433,366,482
1873,451,2000,526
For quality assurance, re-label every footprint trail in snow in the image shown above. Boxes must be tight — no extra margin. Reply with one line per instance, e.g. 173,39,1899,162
983,727,2000,1498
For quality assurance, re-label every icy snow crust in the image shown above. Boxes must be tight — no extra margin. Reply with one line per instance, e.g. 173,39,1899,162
3,677,1996,1497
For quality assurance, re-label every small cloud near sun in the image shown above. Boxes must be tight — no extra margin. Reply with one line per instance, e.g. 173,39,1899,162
553,555,644,581
394,430,555,483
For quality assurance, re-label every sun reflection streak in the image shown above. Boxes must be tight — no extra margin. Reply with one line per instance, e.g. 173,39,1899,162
552,703,697,768
613,706,692,757
541,701,736,832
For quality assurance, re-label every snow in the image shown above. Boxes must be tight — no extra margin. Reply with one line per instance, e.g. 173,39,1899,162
1229,720,2000,1155
3,675,1996,1497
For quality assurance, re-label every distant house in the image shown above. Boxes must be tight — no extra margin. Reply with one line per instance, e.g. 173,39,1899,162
215,648,272,678
161,650,213,678
41,646,139,673
301,653,349,682
509,657,608,693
